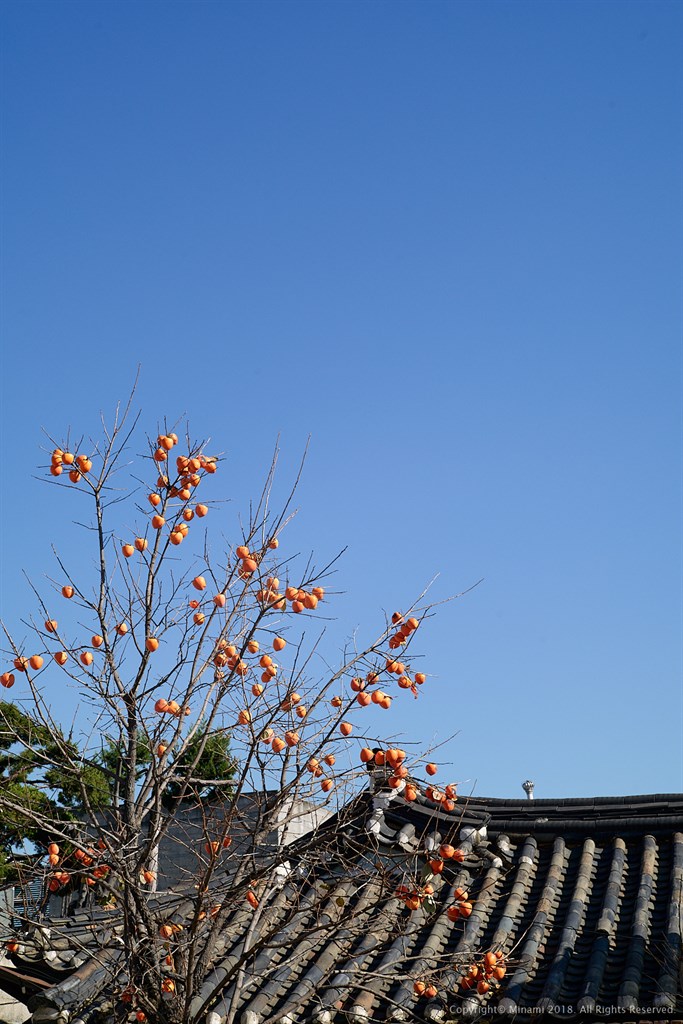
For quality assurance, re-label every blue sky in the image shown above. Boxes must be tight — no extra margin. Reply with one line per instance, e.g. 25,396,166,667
1,0,681,798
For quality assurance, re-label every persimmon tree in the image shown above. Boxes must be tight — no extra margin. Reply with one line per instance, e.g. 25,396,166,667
0,399,496,1024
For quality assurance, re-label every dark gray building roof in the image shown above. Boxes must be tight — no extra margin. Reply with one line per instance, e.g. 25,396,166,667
1,788,681,1023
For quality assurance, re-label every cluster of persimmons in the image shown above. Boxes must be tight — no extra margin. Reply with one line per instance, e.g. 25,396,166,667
17,840,115,897
413,951,507,999
49,448,92,481
2,434,221,680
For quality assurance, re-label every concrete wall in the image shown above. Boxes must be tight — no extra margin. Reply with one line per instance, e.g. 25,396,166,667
0,972,29,1024
156,793,332,889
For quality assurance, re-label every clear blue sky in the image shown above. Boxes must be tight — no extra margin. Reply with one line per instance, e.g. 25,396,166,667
1,0,681,798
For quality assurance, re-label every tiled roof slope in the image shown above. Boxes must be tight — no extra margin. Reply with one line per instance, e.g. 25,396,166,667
378,792,683,1021
2,789,681,1023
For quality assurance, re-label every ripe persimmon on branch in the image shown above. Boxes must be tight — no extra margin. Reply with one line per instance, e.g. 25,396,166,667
0,397,494,1024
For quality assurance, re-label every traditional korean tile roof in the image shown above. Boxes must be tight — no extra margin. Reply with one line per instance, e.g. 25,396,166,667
1,787,681,1024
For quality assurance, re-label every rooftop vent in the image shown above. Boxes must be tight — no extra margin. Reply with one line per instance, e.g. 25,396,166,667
522,780,535,800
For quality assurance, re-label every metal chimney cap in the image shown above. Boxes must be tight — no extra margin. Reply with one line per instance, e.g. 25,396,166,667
522,780,535,799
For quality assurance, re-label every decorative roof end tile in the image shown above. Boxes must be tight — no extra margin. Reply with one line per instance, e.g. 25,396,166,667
424,1001,446,1022
241,1010,261,1024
